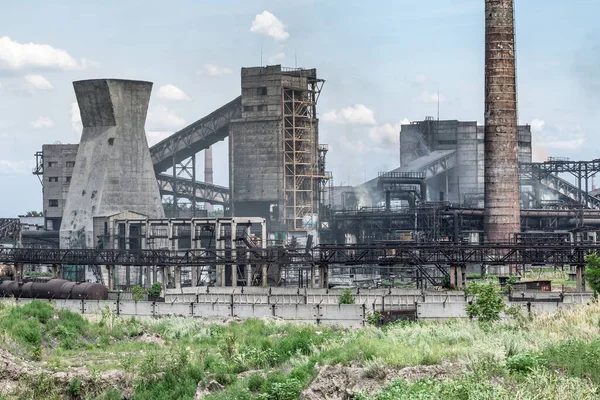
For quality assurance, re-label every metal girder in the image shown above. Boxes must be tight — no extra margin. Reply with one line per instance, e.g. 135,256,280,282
156,173,230,205
150,97,242,174
0,219,20,244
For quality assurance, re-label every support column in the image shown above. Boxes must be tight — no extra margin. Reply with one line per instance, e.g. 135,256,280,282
319,264,328,289
108,265,114,290
449,264,457,290
175,266,181,290
311,264,316,288
152,266,158,285
261,220,267,287
145,266,151,288
576,265,585,292
231,221,237,287
191,267,198,288
460,264,467,289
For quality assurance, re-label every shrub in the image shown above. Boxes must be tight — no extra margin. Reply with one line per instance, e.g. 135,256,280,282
585,253,600,296
247,373,266,392
366,311,383,326
131,285,146,302
506,353,539,374
148,282,162,297
464,280,505,324
339,288,355,305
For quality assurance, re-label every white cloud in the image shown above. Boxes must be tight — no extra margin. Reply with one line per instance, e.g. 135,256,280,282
0,81,3,89
412,74,427,83
24,74,53,91
530,118,545,133
250,11,289,41
419,91,445,103
202,63,233,77
71,102,82,133
269,52,286,64
146,105,186,131
146,131,173,147
322,104,377,125
0,36,84,70
369,122,404,146
157,84,191,101
0,160,31,174
31,116,54,129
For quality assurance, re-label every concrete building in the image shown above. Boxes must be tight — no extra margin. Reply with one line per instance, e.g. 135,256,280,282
60,79,165,249
398,118,531,205
34,144,78,230
229,66,328,241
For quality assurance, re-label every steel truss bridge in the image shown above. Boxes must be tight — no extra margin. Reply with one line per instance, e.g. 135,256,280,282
1,242,596,287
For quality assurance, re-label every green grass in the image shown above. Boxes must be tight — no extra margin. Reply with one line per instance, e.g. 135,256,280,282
3,300,600,399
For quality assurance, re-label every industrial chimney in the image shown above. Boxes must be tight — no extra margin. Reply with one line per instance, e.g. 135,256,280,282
484,0,521,242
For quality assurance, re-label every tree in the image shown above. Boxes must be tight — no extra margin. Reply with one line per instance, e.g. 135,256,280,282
464,280,505,324
585,253,600,296
338,288,356,304
25,211,43,217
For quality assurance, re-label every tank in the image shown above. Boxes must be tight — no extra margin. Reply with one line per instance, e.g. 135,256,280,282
0,278,108,300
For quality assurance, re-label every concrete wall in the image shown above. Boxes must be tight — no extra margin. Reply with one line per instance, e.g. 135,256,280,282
0,290,593,327
42,144,79,231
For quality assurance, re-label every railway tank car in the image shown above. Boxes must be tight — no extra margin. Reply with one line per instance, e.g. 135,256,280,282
0,278,108,300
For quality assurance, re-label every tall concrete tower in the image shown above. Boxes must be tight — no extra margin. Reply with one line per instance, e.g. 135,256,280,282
484,0,521,242
60,79,165,249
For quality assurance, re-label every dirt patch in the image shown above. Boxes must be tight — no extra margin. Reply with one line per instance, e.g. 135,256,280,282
301,361,461,400
138,332,165,346
0,348,131,398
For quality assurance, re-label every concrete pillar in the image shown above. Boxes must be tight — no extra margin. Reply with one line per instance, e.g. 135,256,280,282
319,264,328,289
261,220,267,287
145,266,151,288
175,266,181,290
576,265,585,292
160,266,166,286
449,264,457,290
191,267,197,288
460,265,467,289
311,264,316,288
107,265,114,290
126,266,131,288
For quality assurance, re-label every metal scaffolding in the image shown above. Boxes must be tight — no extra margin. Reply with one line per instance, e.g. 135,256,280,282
282,70,326,231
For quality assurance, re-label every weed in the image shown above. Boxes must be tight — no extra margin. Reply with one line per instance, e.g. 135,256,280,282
68,377,81,397
506,353,539,374
339,288,355,304
366,311,383,326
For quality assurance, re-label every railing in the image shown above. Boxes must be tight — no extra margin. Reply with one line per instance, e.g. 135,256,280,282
378,172,426,179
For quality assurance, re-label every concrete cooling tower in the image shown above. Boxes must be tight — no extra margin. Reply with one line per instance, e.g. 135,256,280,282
60,79,165,249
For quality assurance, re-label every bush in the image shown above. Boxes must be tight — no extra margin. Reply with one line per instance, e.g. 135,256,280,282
585,253,600,296
464,280,505,324
339,288,355,305
131,285,146,302
148,282,162,297
366,311,384,326
506,353,539,374
247,373,266,392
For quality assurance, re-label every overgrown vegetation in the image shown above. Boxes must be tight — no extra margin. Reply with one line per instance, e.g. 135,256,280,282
2,298,600,399
338,288,355,304
586,253,600,296
464,279,505,323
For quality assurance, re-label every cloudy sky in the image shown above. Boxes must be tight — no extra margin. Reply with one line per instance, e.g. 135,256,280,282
1,0,599,217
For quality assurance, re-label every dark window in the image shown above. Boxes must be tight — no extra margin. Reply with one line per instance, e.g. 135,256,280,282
438,140,457,145
258,87,267,96
48,177,59,182
49,199,59,207
65,176,71,183
47,161,58,167
257,105,265,112
66,161,75,167
243,105,254,112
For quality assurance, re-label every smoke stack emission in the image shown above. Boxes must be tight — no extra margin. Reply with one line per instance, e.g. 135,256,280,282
484,0,521,242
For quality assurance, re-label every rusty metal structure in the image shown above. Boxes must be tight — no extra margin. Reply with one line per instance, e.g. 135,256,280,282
484,0,521,242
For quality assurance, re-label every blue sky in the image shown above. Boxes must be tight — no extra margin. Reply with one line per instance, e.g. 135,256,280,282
0,0,599,217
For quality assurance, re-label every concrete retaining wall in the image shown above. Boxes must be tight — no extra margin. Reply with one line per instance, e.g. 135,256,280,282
0,289,594,327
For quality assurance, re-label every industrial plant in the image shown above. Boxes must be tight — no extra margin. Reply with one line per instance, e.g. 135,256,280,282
2,0,600,306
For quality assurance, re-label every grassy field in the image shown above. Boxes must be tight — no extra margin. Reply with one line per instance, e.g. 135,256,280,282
1,298,600,399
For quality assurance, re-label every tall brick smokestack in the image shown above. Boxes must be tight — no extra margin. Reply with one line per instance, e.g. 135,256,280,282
484,0,521,242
